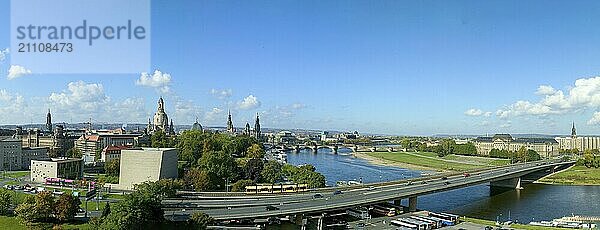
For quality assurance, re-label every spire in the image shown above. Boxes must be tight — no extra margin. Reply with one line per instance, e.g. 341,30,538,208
254,112,261,139
46,109,53,132
571,121,577,137
227,110,234,133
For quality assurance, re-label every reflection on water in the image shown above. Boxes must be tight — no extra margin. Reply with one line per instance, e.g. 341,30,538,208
286,149,600,222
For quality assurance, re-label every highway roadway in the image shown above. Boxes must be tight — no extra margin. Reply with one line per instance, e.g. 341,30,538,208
163,160,573,220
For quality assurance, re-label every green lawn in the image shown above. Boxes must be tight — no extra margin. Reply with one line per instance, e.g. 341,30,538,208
367,152,483,171
80,200,108,211
0,216,92,230
1,171,29,179
538,165,600,185
463,217,566,230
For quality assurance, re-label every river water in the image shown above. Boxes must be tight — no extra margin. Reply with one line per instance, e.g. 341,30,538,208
286,148,600,223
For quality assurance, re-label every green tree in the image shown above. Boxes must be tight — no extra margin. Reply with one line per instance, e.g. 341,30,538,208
0,189,12,215
400,138,411,149
185,168,212,191
246,144,265,159
135,179,183,199
54,193,81,222
176,130,206,165
15,191,55,224
198,151,239,189
231,179,254,192
66,147,83,158
526,149,541,161
15,197,37,224
188,212,214,230
34,191,54,222
244,158,264,182
105,158,120,177
99,190,163,229
261,161,283,184
151,130,175,148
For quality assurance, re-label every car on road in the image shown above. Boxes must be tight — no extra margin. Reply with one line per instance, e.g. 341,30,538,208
444,181,451,185
367,186,376,191
265,205,279,211
441,176,448,180
313,193,323,199
333,190,343,195
421,181,428,184
463,173,470,177
407,181,413,185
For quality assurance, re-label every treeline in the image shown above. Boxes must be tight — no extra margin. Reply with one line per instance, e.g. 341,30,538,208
400,138,477,157
150,130,326,191
488,147,541,163
577,149,600,168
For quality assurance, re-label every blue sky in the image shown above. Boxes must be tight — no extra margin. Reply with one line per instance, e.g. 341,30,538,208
2,0,600,136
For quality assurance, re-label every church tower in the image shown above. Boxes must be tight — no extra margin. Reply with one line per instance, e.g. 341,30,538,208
244,122,251,135
46,109,53,132
571,122,577,138
254,113,261,139
227,110,234,133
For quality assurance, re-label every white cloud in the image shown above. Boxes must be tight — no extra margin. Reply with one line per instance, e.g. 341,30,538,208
588,111,600,125
136,70,172,94
464,108,484,116
0,48,8,62
210,89,233,99
174,100,202,124
536,85,557,95
0,90,11,102
493,76,600,119
7,65,32,80
237,95,261,110
205,107,225,122
291,103,306,110
48,81,110,112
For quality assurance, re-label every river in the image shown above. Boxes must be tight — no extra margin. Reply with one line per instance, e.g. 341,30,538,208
286,148,600,223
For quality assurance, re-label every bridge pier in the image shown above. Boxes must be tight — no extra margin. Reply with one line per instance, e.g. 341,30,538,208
332,146,338,154
393,199,402,206
491,177,523,189
408,196,418,212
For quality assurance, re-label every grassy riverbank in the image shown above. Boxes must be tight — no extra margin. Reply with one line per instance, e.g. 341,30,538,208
356,151,509,172
463,217,567,230
538,165,600,185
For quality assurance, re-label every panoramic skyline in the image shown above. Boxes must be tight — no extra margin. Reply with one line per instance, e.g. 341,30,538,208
3,0,600,136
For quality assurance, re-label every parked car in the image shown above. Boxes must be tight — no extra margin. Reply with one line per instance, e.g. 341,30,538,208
313,193,323,199
265,205,279,211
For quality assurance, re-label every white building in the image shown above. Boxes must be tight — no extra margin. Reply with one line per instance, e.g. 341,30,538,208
30,158,84,183
117,148,178,190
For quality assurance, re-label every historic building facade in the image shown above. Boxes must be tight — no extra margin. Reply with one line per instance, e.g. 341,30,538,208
472,134,560,158
555,122,600,152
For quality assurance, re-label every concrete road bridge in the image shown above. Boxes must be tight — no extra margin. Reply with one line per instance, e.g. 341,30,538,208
163,159,574,221
269,143,397,153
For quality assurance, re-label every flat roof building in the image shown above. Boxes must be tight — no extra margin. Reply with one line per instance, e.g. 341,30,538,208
30,158,84,183
118,148,178,190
